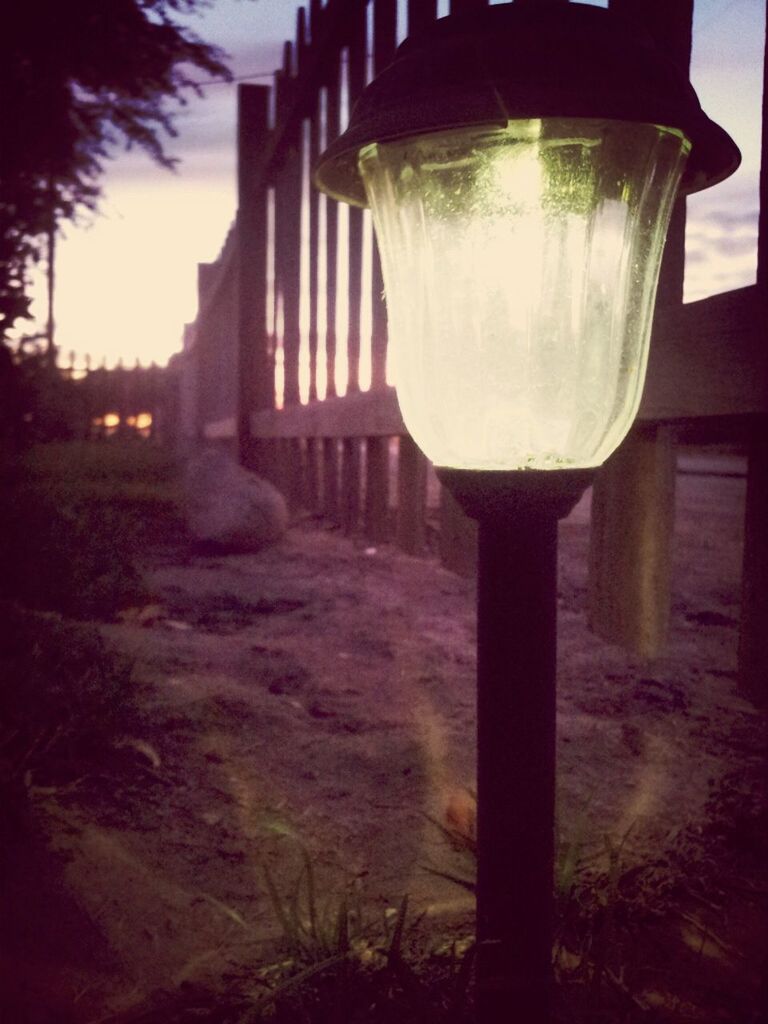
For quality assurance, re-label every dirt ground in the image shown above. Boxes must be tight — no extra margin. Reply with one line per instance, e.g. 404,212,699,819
7,459,768,1022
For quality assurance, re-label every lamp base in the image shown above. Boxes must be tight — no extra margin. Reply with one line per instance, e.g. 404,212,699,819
436,467,594,523
435,466,594,1023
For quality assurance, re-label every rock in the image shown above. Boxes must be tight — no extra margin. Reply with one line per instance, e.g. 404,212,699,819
184,449,288,553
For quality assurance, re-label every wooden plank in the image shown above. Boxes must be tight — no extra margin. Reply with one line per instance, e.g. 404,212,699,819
237,85,271,467
408,0,438,36
365,435,390,541
259,1,361,180
257,437,281,494
397,434,428,555
304,436,321,511
288,437,305,511
609,0,693,68
324,54,340,398
346,4,367,394
347,212,363,395
296,6,308,73
195,246,239,430
323,436,340,521
374,0,397,71
309,0,323,44
439,482,478,577
588,0,691,657
341,436,361,533
738,9,768,706
759,0,768,295
279,126,303,407
269,437,291,507
251,385,404,438
371,0,397,391
739,427,768,706
275,42,302,408
308,106,320,403
247,309,768,437
203,417,237,441
640,287,768,421
588,426,677,658
450,0,488,14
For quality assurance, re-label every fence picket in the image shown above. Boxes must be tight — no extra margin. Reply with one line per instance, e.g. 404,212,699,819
450,0,488,13
738,9,768,706
587,0,688,657
308,111,320,402
342,436,362,532
323,436,341,521
397,434,428,555
346,7,367,396
408,0,438,36
324,62,340,399
370,0,397,392
236,84,271,467
365,436,389,540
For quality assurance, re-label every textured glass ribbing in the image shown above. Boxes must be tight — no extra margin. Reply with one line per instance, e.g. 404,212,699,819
359,120,689,470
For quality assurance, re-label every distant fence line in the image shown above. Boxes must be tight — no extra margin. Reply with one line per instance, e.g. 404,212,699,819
176,0,768,705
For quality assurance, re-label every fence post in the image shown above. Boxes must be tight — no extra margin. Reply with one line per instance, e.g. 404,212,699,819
397,434,428,556
586,0,690,657
370,0,396,392
588,425,676,657
739,428,768,706
439,481,478,576
408,0,438,36
324,52,341,400
304,437,321,513
365,436,389,541
345,4,367,396
237,84,271,471
341,436,361,534
323,436,340,522
739,17,768,707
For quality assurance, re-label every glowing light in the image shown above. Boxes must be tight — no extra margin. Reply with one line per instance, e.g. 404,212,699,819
359,119,690,471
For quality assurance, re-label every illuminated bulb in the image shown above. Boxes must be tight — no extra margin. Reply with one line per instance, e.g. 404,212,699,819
358,119,690,471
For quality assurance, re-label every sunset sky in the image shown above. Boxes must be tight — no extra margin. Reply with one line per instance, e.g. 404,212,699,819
19,0,766,369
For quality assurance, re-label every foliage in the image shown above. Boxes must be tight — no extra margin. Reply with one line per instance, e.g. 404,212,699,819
0,475,146,618
20,437,183,493
0,0,231,338
0,440,184,618
158,821,475,1024
216,823,476,1024
0,602,136,834
18,348,91,444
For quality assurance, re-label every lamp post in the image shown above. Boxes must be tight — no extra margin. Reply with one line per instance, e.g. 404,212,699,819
315,3,739,1021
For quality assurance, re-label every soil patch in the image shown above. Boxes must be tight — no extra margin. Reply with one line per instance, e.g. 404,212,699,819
5,466,766,1022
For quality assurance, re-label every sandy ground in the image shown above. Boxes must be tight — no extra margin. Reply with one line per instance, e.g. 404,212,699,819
7,461,767,1021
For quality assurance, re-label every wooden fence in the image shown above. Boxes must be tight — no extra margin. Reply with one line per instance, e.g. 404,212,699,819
178,0,767,705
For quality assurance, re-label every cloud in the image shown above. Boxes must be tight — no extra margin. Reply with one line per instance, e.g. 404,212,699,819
684,205,758,301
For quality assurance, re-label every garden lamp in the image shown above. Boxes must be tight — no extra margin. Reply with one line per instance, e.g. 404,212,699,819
315,3,739,1021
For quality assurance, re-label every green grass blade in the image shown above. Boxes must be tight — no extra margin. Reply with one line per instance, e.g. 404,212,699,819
386,894,409,966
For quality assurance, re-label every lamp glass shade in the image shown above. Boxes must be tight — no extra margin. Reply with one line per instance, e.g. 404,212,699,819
358,119,690,471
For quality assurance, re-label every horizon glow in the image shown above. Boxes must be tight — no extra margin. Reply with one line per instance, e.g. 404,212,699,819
13,0,765,376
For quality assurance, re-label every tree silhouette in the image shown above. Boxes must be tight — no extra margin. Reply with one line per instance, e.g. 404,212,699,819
0,0,231,341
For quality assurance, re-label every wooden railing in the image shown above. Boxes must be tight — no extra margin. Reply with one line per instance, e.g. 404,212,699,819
178,0,767,704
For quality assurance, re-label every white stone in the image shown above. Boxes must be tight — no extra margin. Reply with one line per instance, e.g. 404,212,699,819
185,448,287,552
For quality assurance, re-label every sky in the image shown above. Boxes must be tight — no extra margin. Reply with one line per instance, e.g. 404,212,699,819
18,0,767,370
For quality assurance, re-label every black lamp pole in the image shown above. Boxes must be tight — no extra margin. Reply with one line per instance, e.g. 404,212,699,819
439,469,593,1022
313,5,739,1021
